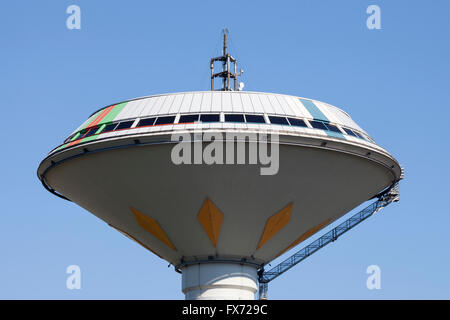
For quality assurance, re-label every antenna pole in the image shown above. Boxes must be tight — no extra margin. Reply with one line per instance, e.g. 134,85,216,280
210,29,242,91
223,31,227,90
210,60,214,91
223,31,227,55
234,60,237,91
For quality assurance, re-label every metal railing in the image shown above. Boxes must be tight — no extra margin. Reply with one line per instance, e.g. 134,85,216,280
258,182,400,299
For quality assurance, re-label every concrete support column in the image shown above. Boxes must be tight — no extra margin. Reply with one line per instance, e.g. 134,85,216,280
181,263,258,300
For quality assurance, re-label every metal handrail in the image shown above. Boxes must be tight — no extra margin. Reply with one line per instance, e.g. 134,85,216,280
258,182,400,299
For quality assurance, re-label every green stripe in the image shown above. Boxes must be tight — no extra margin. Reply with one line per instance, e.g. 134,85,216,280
80,124,106,144
78,109,104,131
71,132,81,141
55,143,68,152
58,102,128,151
96,124,106,134
59,130,83,151
98,102,128,125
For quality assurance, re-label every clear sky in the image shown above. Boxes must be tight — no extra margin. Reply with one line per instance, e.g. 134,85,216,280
1,0,449,299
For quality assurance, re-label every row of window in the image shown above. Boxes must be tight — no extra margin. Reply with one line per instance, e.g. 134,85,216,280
65,113,372,143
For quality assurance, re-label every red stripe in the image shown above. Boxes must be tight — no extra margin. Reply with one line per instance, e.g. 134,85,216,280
66,105,116,148
87,105,115,128
66,133,84,148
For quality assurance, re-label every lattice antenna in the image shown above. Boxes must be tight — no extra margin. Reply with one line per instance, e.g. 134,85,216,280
210,29,243,91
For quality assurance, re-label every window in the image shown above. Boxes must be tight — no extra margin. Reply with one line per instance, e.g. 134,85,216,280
72,132,82,141
102,123,118,133
245,114,266,124
115,120,134,130
342,128,356,137
200,114,220,123
69,133,80,141
83,127,99,138
353,131,366,139
137,117,156,127
225,114,245,123
309,120,328,130
178,114,199,124
268,116,289,125
364,134,375,143
76,129,88,139
325,123,342,133
287,118,307,128
155,115,176,125
64,133,77,143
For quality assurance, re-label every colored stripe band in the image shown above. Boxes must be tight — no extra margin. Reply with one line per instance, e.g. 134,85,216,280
64,102,127,148
299,98,345,140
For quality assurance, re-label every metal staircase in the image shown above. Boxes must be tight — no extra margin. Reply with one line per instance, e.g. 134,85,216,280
258,182,400,299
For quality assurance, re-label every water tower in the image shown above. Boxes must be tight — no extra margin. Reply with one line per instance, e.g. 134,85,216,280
37,31,402,300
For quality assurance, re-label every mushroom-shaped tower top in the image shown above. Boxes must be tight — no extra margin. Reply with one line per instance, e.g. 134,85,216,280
37,32,401,300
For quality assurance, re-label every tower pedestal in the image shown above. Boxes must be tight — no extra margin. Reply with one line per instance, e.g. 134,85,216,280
181,263,258,300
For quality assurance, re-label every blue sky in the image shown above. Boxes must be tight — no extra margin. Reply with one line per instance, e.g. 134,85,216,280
1,0,449,299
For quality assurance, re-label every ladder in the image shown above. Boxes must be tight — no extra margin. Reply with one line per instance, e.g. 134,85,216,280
258,182,400,299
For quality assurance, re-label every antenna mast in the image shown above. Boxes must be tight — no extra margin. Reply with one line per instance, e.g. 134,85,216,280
210,29,243,91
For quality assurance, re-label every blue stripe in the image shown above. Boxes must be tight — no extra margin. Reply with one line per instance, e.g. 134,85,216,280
326,131,345,139
299,98,329,122
299,98,345,140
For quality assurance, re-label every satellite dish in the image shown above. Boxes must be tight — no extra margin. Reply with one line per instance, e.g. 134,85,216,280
239,82,245,91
